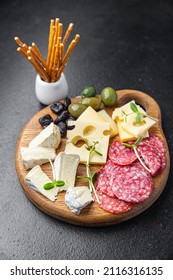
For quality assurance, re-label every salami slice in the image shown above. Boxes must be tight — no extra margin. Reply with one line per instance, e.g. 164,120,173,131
95,189,132,214
137,145,162,176
95,169,115,197
108,140,137,165
112,161,153,203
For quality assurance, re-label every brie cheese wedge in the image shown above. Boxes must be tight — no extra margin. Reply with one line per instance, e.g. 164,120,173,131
25,165,58,201
65,186,93,215
54,152,80,192
21,146,56,170
29,122,61,149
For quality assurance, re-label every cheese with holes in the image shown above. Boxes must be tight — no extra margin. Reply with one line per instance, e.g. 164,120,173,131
77,106,104,122
29,122,61,149
121,114,156,138
65,186,93,215
97,109,118,137
117,119,149,141
65,121,110,163
25,165,58,201
21,146,56,170
54,152,80,192
112,100,146,121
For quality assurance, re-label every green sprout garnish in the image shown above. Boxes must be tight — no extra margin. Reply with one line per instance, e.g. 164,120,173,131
123,137,151,173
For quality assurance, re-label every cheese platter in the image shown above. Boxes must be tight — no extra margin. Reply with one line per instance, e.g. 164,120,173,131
15,89,170,227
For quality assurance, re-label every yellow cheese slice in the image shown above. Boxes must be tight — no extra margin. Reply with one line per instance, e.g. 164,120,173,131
117,120,149,142
121,114,156,138
65,121,110,164
77,106,104,122
97,109,118,137
112,100,146,121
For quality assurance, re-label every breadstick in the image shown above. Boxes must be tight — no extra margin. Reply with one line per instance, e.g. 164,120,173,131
50,18,60,74
63,34,80,65
62,23,74,45
58,23,63,38
14,36,24,47
17,47,28,59
31,43,47,69
47,20,55,68
28,56,50,82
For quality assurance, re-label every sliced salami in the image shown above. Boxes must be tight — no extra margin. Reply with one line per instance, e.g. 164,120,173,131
137,144,162,176
112,161,153,203
108,140,137,165
95,189,133,214
95,169,115,197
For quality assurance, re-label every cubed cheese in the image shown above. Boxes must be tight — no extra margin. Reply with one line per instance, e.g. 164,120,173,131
65,186,94,215
21,146,56,170
29,122,61,149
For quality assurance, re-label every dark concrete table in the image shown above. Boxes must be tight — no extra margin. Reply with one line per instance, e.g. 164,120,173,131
0,0,172,260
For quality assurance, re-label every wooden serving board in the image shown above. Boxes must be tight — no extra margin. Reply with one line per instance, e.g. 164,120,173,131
15,90,170,227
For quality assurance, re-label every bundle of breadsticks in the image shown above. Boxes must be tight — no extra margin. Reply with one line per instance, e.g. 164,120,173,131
14,18,80,82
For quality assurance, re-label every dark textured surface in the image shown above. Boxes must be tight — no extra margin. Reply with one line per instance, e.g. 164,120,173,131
0,0,173,260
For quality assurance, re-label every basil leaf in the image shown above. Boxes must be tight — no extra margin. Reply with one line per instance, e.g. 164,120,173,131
130,102,138,113
43,182,54,190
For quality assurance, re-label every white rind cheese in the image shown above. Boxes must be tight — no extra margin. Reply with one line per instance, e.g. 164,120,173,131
65,186,94,215
21,146,56,170
29,122,61,149
25,165,58,201
54,152,80,192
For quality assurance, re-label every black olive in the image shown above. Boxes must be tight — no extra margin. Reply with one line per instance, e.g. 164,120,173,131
50,102,64,115
54,110,69,124
66,116,75,130
63,97,71,108
56,121,67,137
39,114,53,128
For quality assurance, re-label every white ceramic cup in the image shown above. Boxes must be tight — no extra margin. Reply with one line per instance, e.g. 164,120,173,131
35,73,68,105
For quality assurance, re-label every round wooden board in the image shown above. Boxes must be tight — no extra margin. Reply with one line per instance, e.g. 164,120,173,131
15,90,170,227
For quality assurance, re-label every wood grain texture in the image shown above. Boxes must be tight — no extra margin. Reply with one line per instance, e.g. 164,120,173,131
15,90,170,227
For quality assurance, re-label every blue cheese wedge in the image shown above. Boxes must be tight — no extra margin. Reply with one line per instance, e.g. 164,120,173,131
54,152,80,192
65,186,94,215
21,146,56,170
25,165,58,201
29,122,61,149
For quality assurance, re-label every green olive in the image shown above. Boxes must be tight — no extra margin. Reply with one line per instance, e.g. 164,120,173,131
81,97,101,110
80,86,96,98
68,103,87,119
101,87,117,106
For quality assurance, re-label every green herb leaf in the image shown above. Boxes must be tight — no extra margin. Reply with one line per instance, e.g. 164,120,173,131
43,182,54,190
136,112,141,123
54,180,65,187
94,150,103,156
130,102,138,113
134,137,143,147
77,175,89,179
123,142,133,148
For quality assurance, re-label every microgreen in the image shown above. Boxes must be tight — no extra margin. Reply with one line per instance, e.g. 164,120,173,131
123,137,151,173
130,102,142,123
78,141,102,204
43,157,65,190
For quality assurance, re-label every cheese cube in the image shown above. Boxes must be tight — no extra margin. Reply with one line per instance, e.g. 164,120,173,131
25,165,58,201
21,146,56,170
65,121,110,164
29,122,61,149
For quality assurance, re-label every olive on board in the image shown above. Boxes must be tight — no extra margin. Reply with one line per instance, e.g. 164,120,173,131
63,97,71,108
80,86,96,98
66,116,75,130
56,121,67,137
39,114,53,128
68,103,87,119
50,102,64,115
101,87,117,106
54,110,69,124
81,97,101,110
